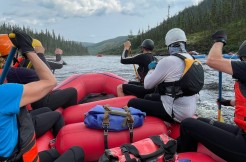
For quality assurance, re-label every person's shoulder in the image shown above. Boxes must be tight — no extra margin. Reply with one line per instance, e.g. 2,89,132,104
0,83,23,90
159,55,178,64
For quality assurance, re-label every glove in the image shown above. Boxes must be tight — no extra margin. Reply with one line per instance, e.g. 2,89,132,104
148,61,157,70
217,98,231,106
211,30,227,46
9,29,34,58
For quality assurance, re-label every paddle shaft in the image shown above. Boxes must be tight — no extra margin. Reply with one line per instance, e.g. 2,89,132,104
218,71,222,121
129,48,140,82
0,47,17,84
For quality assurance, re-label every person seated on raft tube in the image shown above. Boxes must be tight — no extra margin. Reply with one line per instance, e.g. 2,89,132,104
0,36,78,111
0,30,84,162
117,39,158,98
0,35,65,144
177,31,246,162
127,28,198,123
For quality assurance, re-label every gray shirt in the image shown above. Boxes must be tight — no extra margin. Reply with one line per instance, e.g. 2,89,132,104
144,53,197,122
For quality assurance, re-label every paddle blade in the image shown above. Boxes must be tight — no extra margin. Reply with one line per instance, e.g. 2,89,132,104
217,109,224,122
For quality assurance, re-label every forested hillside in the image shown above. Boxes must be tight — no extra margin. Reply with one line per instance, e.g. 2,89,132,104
86,36,128,55
0,23,88,55
127,0,246,55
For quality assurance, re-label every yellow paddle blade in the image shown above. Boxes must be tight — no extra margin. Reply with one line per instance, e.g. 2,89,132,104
218,110,224,122
27,62,32,69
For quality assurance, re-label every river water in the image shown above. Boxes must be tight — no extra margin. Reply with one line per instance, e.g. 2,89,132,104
54,55,236,124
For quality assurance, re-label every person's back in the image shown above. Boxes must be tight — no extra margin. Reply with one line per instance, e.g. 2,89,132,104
148,52,197,122
120,39,156,83
127,28,198,123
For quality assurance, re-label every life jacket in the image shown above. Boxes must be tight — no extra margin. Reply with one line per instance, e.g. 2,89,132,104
137,55,158,83
13,57,23,68
234,81,246,132
158,53,204,98
0,108,40,162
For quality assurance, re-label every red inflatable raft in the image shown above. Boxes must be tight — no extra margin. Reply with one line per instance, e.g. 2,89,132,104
54,72,127,102
34,72,226,161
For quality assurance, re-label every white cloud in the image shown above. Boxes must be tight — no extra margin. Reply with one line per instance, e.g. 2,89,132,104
0,0,204,42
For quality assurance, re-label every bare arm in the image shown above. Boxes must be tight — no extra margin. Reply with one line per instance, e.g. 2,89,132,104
206,42,233,75
20,52,57,107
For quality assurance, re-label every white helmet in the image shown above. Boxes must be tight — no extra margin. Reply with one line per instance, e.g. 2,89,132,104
165,28,187,46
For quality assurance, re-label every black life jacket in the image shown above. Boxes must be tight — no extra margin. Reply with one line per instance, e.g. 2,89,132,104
158,53,204,98
137,55,158,83
0,108,40,162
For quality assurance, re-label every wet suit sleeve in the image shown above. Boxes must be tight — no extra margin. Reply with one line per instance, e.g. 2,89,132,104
37,53,51,69
231,61,246,83
120,50,143,65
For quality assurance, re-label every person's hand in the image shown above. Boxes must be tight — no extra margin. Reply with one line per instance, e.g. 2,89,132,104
124,41,131,50
55,48,63,55
217,98,231,106
9,29,34,57
148,61,158,70
211,30,227,46
34,46,45,54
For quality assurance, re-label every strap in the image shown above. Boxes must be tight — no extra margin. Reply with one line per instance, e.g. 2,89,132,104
102,105,111,149
120,135,177,162
123,106,134,143
102,105,136,149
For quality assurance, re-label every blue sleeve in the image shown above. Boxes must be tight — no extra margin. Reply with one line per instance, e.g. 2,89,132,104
0,83,23,115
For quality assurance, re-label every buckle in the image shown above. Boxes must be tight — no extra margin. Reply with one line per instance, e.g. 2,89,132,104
49,138,56,149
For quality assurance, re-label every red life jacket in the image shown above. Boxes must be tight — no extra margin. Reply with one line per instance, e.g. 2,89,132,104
234,81,246,132
13,57,23,68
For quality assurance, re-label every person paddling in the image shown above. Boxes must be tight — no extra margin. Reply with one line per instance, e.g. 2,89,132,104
178,30,246,162
127,28,201,123
0,30,84,162
0,35,78,111
117,39,158,98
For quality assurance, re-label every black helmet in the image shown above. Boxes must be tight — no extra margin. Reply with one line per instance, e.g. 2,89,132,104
141,39,154,51
238,40,246,59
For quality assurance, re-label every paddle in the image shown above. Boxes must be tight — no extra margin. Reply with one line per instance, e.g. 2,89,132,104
129,47,140,82
217,54,239,122
0,47,17,84
217,71,224,122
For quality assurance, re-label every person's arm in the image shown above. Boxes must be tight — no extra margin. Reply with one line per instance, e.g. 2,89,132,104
20,51,57,107
144,58,170,89
206,42,233,75
35,46,51,69
206,31,233,75
217,98,235,107
120,41,141,64
9,30,57,107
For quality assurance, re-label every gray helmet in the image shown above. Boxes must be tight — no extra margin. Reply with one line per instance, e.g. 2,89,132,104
141,39,154,51
238,40,246,59
165,28,187,47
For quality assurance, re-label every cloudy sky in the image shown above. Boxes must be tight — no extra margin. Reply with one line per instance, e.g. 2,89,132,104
0,0,203,43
